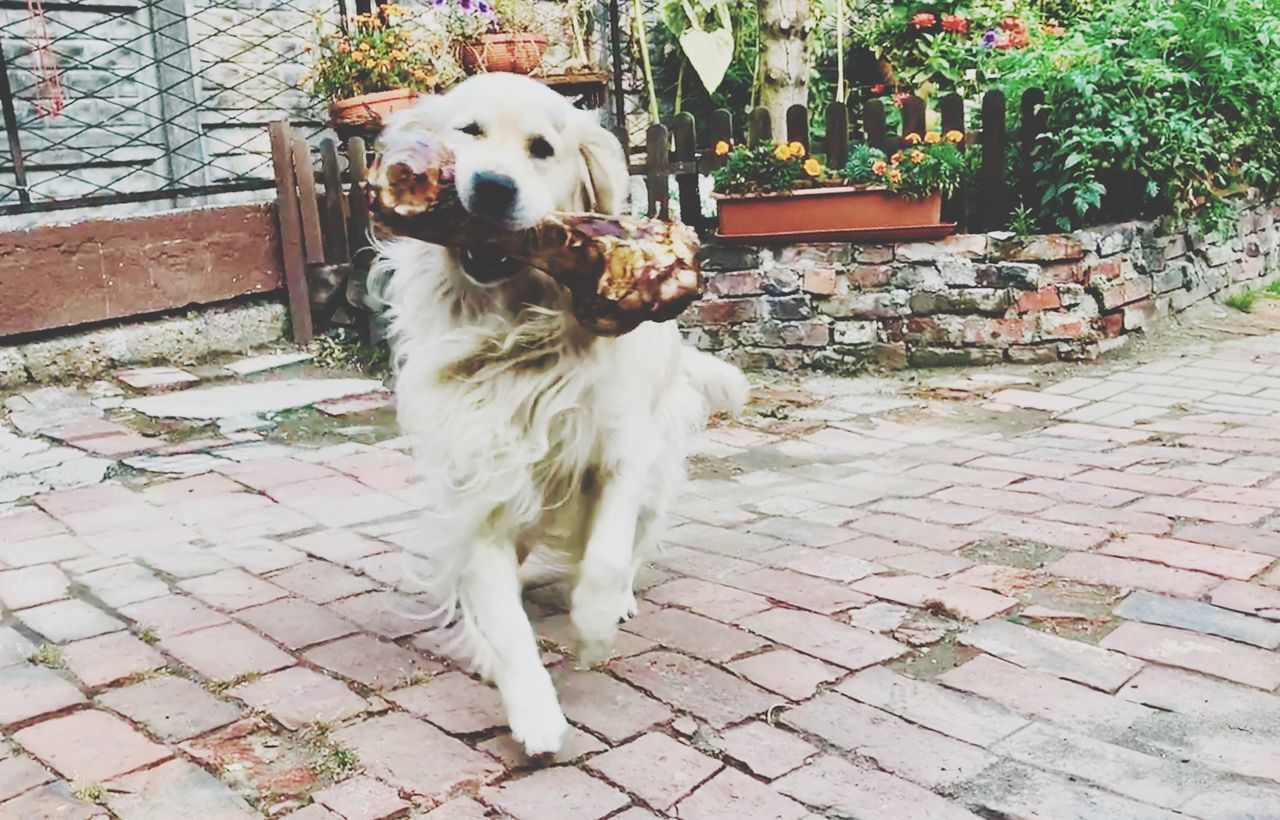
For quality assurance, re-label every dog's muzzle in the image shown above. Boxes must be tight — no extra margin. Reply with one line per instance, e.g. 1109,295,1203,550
460,246,520,285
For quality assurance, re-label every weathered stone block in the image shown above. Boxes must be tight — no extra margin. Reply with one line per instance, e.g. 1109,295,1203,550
1098,312,1125,338
976,263,1043,289
847,265,894,289
1153,261,1191,293
1007,345,1060,363
833,321,877,345
891,266,945,291
1014,287,1062,313
774,245,855,268
699,245,762,272
994,234,1085,262
961,317,1035,346
802,269,837,295
897,234,988,262
763,269,801,295
937,257,979,287
705,271,765,297
856,246,895,264
768,296,813,321
909,289,1012,316
908,347,1004,367
1039,312,1093,341
818,290,910,319
1094,278,1153,310
688,298,761,325
871,342,908,369
1123,299,1159,331
1229,256,1265,282
746,320,831,348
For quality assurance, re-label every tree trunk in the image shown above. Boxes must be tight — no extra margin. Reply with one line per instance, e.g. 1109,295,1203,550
757,0,811,137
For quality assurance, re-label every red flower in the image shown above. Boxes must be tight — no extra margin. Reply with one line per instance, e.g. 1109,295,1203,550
1000,16,1026,32
892,91,911,108
911,12,936,29
869,83,885,94
941,13,969,34
1008,30,1030,48
1042,23,1065,35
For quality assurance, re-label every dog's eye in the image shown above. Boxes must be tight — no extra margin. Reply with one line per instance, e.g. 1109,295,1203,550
459,122,483,137
528,136,555,159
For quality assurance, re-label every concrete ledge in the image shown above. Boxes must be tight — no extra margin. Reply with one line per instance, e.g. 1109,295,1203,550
684,195,1280,370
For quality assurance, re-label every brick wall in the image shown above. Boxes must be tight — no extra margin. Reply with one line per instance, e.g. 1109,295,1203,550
683,195,1280,370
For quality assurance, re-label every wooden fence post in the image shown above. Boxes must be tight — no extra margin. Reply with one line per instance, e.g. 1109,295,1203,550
939,93,966,230
708,109,733,164
825,101,848,171
863,99,887,152
979,89,1008,232
318,139,350,265
785,104,809,151
645,122,670,219
671,113,700,226
748,107,772,145
268,121,313,344
901,95,925,142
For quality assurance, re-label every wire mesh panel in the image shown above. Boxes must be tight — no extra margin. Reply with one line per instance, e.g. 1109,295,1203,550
0,0,336,216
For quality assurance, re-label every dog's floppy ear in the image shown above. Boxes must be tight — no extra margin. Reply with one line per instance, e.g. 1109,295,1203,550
575,113,628,215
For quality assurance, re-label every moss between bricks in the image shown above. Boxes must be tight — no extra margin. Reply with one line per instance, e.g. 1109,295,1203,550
684,195,1280,371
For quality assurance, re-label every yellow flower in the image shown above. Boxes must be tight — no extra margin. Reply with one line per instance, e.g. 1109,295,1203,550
773,143,793,161
803,157,822,177
903,132,922,145
377,59,391,70
945,129,965,144
350,52,364,63
910,149,927,164
924,131,942,144
714,140,731,156
871,159,888,176
390,49,404,59
887,168,903,183
358,41,370,50
788,141,806,158
890,151,904,164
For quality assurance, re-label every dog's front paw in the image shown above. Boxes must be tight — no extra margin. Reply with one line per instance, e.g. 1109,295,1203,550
509,707,571,757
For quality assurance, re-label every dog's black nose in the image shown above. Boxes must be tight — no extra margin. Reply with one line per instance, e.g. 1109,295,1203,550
469,171,518,220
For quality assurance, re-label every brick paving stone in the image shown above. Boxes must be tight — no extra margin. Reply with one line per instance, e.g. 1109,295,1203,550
961,760,1183,820
77,562,170,608
906,463,1024,488
420,797,490,818
1009,477,1142,508
775,755,981,820
0,753,52,801
783,690,993,788
1118,665,1280,724
586,732,721,810
96,675,241,741
994,722,1204,809
18,599,124,643
743,516,859,548
738,608,906,670
178,568,288,612
119,594,229,638
0,564,69,610
622,608,767,662
386,671,504,733
1208,579,1280,619
754,544,879,582
611,651,777,728
836,666,1027,747
1181,783,1280,820
932,485,1053,514
939,655,1150,740
639,578,772,623
654,544,760,585
0,626,34,668
957,619,1142,692
848,513,979,551
1100,534,1275,580
1100,621,1280,690
311,775,410,820
236,597,357,650
725,567,869,613
104,758,257,820
478,726,606,768
214,457,338,491
878,549,975,579
271,559,379,603
664,522,782,556
1115,590,1280,649
0,509,66,542
716,721,816,779
332,714,502,800
211,538,307,575
869,497,993,525
726,648,844,701
142,473,244,504
480,767,629,820
160,622,294,681
676,767,810,820
0,533,92,567
1071,469,1201,496
1038,503,1175,535
0,782,106,820
61,631,165,688
1132,495,1269,525
14,710,170,782
1163,463,1270,486
1047,552,1219,598
0,664,86,728
1176,522,1280,557
967,455,1084,479
850,573,1016,621
974,514,1110,550
554,668,674,741
303,634,440,690
326,590,433,639
286,529,389,564
266,476,412,527
230,666,367,730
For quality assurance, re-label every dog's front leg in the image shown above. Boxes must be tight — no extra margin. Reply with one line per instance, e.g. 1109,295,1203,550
458,539,569,755
572,469,644,668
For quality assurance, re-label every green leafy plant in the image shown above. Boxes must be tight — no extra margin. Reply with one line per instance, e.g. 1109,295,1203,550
842,130,964,196
29,644,63,669
1225,289,1258,313
304,4,462,102
843,144,889,184
711,141,822,194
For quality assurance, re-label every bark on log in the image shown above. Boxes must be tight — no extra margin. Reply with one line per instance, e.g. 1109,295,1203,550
758,0,812,134
366,132,702,337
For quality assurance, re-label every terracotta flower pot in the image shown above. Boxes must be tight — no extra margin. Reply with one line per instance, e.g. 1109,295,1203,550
328,88,419,140
715,187,953,243
457,33,548,75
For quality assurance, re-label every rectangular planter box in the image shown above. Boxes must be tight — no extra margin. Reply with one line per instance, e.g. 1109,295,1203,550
715,186,953,243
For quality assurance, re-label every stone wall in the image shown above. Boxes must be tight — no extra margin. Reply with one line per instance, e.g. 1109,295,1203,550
683,195,1280,370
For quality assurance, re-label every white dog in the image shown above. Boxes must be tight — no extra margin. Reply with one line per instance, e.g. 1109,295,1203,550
372,73,747,755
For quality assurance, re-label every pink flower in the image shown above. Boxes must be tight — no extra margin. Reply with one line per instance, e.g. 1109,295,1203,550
911,12,936,29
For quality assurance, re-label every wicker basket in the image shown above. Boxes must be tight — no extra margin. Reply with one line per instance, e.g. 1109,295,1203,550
457,33,548,75
328,88,419,141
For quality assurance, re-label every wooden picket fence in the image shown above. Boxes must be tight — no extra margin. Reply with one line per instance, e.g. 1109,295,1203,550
626,87,1047,236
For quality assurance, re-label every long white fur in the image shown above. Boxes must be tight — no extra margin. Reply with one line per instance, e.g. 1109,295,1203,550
375,73,748,755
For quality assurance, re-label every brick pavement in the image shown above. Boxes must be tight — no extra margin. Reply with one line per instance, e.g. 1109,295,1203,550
3,330,1280,818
